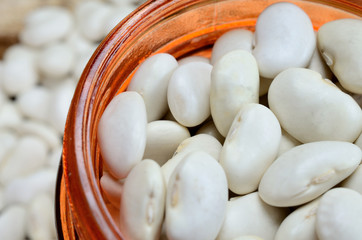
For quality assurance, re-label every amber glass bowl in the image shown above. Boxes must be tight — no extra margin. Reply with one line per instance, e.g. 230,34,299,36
56,0,361,239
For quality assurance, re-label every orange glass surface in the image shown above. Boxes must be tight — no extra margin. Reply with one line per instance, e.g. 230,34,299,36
57,0,361,239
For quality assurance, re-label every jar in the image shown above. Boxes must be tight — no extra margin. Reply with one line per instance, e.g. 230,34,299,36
56,0,362,239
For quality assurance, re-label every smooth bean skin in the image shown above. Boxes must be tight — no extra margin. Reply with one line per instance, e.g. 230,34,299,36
17,86,51,122
3,169,56,205
211,29,253,64
166,151,228,240
128,53,178,122
317,19,362,94
161,134,222,186
268,68,362,143
275,198,320,240
316,188,362,240
220,103,281,195
19,6,73,47
217,192,289,240
0,135,48,184
210,50,259,137
120,159,165,240
48,80,76,134
97,91,147,179
167,62,212,127
37,42,75,79
259,141,361,207
0,205,27,240
144,120,190,166
27,193,56,240
252,2,315,78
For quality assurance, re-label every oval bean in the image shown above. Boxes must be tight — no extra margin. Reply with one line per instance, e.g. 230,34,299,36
275,198,320,240
317,19,362,94
316,188,362,240
220,103,281,194
217,192,289,240
167,62,212,127
144,120,190,166
268,68,362,143
259,141,361,207
97,91,147,179
120,159,165,240
252,2,315,78
210,50,259,137
128,53,178,122
166,151,228,240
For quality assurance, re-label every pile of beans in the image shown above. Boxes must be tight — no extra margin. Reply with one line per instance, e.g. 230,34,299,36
98,2,362,240
0,0,144,239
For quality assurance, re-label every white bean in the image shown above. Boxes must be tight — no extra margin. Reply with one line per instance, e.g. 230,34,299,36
97,91,147,179
75,1,113,42
120,159,165,240
2,58,38,96
66,30,98,55
217,192,289,240
16,85,51,122
128,53,178,122
3,44,38,64
47,79,76,134
275,198,320,240
37,42,75,80
220,103,281,194
102,5,135,36
268,68,362,143
167,62,212,127
252,2,315,78
0,205,27,240
26,193,57,240
47,145,63,170
0,87,5,110
316,188,362,240
3,168,57,205
0,186,3,212
72,49,96,80
210,50,259,137
211,29,253,64
259,141,361,207
20,6,74,47
17,120,61,150
0,101,23,130
166,151,228,240
0,135,48,184
317,19,362,94
161,134,222,185
0,129,17,167
144,120,190,166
